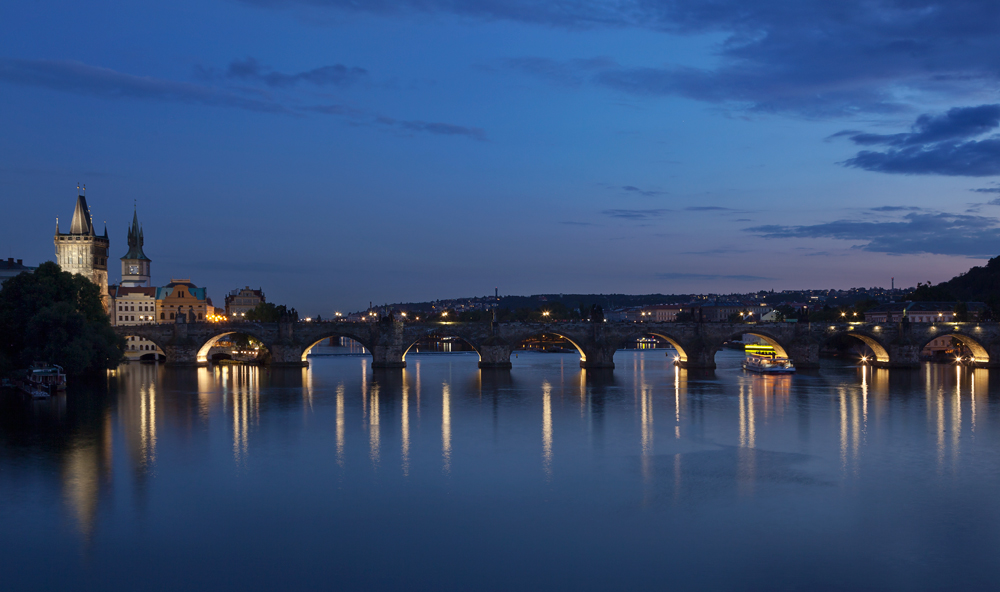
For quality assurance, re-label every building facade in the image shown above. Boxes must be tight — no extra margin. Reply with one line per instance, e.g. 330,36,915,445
111,286,163,360
865,301,986,323
0,258,36,284
225,286,265,319
156,279,209,322
54,192,110,307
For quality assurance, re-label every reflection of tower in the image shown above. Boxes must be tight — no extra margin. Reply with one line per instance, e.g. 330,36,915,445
54,188,110,307
120,206,151,287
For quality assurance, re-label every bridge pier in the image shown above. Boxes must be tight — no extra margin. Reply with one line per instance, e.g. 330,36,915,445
163,345,206,367
580,345,617,369
883,344,920,368
372,345,406,369
269,344,309,368
478,342,513,369
787,340,820,369
677,343,716,370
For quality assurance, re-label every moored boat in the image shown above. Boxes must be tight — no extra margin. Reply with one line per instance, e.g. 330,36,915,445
16,362,67,397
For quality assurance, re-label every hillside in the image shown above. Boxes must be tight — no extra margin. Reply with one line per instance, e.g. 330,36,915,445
911,256,1000,304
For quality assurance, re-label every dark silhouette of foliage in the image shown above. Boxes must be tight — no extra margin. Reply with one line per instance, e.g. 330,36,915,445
0,261,124,376
245,302,298,322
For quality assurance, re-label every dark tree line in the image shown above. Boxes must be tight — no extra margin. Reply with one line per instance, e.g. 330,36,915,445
0,262,124,376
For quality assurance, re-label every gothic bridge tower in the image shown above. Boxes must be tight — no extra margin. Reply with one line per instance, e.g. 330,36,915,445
54,187,110,306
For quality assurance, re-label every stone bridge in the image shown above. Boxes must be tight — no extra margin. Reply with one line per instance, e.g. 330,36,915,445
113,318,1000,370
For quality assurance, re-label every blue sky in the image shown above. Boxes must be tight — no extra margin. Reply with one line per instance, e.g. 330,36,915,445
3,0,1000,314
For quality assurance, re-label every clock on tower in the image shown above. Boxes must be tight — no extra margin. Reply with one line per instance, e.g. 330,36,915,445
120,207,151,287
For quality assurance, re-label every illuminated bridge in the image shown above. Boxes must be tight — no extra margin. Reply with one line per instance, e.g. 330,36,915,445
113,318,1000,370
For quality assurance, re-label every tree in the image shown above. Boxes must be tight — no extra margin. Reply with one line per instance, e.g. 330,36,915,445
0,261,124,376
909,281,956,302
245,302,298,322
954,301,970,322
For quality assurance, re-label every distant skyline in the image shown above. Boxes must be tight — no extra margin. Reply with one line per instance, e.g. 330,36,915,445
3,1,999,314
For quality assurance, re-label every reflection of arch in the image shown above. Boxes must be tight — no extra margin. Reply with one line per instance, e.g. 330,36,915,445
196,331,269,364
822,331,890,364
401,330,481,362
916,331,990,364
300,333,374,362
514,332,587,363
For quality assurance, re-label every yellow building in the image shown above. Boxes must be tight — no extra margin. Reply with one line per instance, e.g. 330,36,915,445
156,279,210,322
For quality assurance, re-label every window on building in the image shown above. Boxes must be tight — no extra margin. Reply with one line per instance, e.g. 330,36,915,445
170,313,174,319
198,313,203,320
160,313,165,320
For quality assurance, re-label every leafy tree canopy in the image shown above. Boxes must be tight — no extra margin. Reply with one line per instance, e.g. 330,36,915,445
244,302,298,322
0,261,124,376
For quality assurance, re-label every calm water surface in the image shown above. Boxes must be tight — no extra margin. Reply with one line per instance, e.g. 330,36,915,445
2,349,999,591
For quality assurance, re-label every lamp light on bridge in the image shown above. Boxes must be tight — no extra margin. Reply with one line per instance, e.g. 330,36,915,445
542,311,550,318
400,312,407,317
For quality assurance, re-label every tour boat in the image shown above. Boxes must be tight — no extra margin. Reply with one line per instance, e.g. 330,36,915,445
742,353,796,374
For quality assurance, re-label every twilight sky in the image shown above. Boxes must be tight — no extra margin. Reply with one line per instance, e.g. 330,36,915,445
3,0,1000,314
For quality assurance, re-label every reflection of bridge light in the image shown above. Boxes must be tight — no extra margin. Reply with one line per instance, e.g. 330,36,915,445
442,383,452,474
336,384,345,468
542,381,552,477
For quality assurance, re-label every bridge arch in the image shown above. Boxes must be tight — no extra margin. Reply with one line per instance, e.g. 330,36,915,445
821,330,891,364
512,330,588,363
401,329,481,362
620,330,691,364
196,329,271,364
720,329,792,360
300,331,376,363
119,332,167,361
916,330,990,365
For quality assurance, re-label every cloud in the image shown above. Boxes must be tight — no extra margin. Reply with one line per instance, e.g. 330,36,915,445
621,185,667,197
226,57,368,87
498,56,617,87
836,105,1000,176
375,116,487,140
559,221,597,226
658,272,774,281
746,211,1000,257
842,105,1000,146
971,187,1000,193
684,206,732,211
460,2,1000,115
0,58,485,141
602,208,670,219
0,57,288,113
679,247,750,255
869,206,922,212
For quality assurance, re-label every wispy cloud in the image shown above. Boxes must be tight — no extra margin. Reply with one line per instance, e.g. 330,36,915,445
0,57,288,113
621,185,667,197
602,208,670,219
225,57,367,87
684,206,733,211
746,211,1000,257
0,57,485,141
836,105,1000,176
658,272,774,281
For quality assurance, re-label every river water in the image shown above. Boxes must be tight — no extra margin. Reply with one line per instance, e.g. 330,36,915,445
1,349,999,591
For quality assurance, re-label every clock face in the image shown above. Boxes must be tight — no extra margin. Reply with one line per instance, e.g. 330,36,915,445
129,265,139,274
